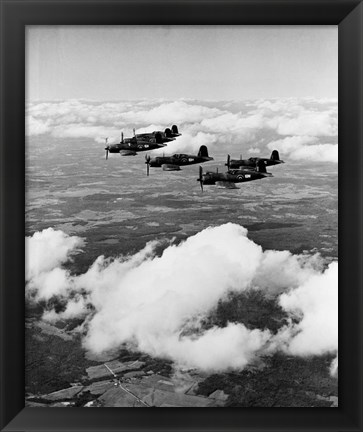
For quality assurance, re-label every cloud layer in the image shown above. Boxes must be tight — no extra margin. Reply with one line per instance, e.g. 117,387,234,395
26,224,338,372
26,98,338,162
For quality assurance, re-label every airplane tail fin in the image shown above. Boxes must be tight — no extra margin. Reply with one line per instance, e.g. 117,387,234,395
257,159,267,173
270,150,280,161
165,128,172,137
171,125,179,135
198,145,209,158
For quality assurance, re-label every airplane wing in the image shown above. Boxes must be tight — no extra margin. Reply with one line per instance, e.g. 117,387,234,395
216,181,238,189
162,164,181,171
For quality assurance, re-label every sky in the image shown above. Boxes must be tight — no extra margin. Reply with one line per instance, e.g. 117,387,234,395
26,26,337,101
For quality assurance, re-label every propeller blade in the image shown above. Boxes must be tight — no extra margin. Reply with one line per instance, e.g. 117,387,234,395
145,154,151,176
104,138,109,160
198,166,204,192
226,154,230,169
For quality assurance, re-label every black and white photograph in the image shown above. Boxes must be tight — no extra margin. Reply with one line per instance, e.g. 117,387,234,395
25,25,338,408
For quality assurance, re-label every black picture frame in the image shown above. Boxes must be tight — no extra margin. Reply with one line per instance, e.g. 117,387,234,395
1,0,362,431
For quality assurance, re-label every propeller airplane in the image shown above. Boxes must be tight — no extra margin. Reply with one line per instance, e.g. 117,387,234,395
145,145,213,176
104,131,167,159
135,124,181,143
226,150,284,170
197,159,273,191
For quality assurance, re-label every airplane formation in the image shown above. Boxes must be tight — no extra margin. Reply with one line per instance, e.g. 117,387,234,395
103,124,285,190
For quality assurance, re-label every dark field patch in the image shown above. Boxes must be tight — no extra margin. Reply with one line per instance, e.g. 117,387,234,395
197,353,337,407
246,222,301,231
25,326,99,395
204,289,288,334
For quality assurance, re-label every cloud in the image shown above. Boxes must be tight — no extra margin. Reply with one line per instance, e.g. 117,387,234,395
148,323,271,371
119,101,223,126
153,131,218,155
248,147,261,154
42,294,89,321
25,228,84,301
251,249,324,297
26,116,51,135
267,136,338,163
26,98,337,159
25,227,84,281
27,267,73,302
26,224,338,373
277,262,338,356
330,356,338,378
254,99,338,137
274,110,337,137
51,123,121,144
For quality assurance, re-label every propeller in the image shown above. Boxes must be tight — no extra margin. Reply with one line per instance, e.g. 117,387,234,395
226,154,231,170
120,131,124,143
104,137,109,160
145,154,151,176
197,166,204,192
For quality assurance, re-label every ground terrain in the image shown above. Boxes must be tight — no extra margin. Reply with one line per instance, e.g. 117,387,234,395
25,134,338,407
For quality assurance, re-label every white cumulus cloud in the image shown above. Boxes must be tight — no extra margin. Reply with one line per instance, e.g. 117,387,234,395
26,98,337,161
267,136,338,163
26,224,338,373
277,262,338,357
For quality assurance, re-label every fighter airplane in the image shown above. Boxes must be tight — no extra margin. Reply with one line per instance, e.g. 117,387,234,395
104,132,167,158
136,125,181,143
197,159,273,191
145,145,213,175
226,150,284,169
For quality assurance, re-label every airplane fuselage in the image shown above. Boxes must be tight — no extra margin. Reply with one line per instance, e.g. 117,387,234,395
149,153,213,167
136,132,176,143
229,158,284,169
106,139,166,155
202,168,271,185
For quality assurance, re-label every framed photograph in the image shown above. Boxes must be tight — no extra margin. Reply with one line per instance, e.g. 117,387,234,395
1,0,362,431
